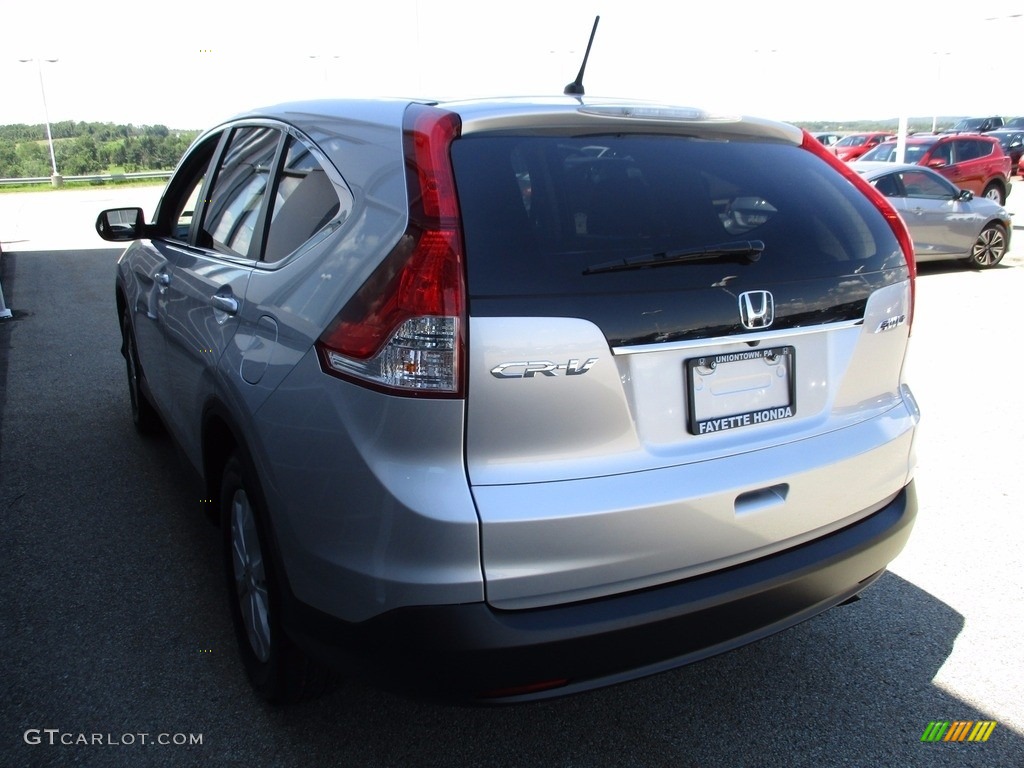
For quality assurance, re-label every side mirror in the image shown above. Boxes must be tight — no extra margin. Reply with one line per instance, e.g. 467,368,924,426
926,158,947,169
96,208,148,242
956,189,974,202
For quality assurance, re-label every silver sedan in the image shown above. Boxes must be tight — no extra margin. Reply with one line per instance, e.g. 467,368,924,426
855,161,1012,268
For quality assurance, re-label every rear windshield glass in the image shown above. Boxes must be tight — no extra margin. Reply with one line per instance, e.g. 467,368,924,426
451,134,903,296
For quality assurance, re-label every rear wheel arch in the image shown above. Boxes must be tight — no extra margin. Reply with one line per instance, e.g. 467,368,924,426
201,407,242,513
200,409,285,570
981,180,1006,205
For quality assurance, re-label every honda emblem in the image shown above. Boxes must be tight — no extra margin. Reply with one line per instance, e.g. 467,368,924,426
738,291,774,329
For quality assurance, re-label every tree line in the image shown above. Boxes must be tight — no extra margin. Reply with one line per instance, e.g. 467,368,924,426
0,121,200,178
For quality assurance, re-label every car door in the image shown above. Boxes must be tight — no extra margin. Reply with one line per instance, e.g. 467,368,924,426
156,125,282,465
947,138,986,195
873,171,946,259
894,169,977,259
122,131,225,423
223,132,350,417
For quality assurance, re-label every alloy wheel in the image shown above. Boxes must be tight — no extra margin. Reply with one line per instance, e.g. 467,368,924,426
230,489,272,663
971,226,1006,267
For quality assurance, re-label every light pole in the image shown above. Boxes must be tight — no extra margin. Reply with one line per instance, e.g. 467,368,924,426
18,57,62,188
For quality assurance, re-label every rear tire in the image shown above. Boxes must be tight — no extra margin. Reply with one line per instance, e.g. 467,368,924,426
220,452,335,703
121,310,162,435
967,223,1007,269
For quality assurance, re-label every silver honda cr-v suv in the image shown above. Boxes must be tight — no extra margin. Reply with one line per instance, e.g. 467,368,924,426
98,95,920,704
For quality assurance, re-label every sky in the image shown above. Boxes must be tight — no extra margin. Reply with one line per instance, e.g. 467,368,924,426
2,0,1022,130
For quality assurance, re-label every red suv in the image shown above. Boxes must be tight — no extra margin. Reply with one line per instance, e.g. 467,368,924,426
858,134,1012,204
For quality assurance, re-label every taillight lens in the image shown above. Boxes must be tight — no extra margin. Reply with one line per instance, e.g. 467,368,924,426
316,105,466,396
800,129,916,329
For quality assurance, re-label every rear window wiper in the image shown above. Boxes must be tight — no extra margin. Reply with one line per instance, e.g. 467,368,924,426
583,240,765,275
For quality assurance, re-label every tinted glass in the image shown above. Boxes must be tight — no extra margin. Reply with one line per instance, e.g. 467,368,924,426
263,137,343,263
903,141,935,164
991,132,1017,150
928,141,953,165
955,139,982,161
452,135,903,297
836,135,867,147
202,126,280,258
898,170,953,198
175,178,206,240
870,173,901,197
861,143,896,162
155,133,220,242
952,119,985,131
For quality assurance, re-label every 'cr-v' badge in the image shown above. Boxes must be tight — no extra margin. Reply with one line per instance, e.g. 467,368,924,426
738,290,775,330
490,359,598,378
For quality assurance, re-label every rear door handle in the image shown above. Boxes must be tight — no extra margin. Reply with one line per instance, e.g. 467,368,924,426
211,295,239,315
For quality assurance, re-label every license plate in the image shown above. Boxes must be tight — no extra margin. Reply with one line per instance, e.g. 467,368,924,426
685,347,795,435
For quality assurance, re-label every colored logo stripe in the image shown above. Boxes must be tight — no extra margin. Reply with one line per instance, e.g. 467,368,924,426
969,721,997,742
920,721,997,742
944,722,973,742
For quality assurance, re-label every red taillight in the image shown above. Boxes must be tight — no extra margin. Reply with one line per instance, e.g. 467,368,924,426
315,105,467,396
800,130,916,328
407,105,462,224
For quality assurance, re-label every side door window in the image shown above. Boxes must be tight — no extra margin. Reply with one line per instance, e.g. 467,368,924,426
200,126,282,258
930,142,953,166
899,170,953,199
153,132,224,242
872,173,903,198
954,139,980,162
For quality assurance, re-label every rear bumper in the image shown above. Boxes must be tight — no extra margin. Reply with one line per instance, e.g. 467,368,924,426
286,481,917,703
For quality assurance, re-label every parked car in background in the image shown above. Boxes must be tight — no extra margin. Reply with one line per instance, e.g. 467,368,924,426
944,116,1004,133
857,133,1012,204
1005,116,1024,129
813,132,842,147
856,162,1011,268
95,96,920,705
831,132,895,161
987,130,1024,177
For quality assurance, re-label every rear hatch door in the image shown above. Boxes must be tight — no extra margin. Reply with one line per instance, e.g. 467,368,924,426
452,127,914,608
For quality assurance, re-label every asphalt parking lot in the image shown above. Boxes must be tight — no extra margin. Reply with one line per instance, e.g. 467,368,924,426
1,185,1023,767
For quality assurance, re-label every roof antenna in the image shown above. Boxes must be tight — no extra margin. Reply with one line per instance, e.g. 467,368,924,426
564,15,601,96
